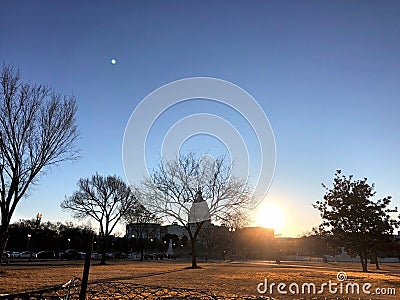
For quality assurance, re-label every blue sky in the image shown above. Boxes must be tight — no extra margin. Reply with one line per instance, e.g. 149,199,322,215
1,1,399,237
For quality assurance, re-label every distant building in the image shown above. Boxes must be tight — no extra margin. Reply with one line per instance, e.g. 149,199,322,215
125,222,276,259
126,223,164,240
275,237,301,254
165,222,187,238
234,227,275,259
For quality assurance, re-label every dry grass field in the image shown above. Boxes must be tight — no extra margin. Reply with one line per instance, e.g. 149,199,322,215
1,259,399,299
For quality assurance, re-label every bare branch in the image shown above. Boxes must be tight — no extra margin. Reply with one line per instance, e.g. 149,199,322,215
60,173,137,264
141,152,252,267
0,64,80,261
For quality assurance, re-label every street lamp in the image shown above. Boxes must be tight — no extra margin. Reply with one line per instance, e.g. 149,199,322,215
27,234,31,251
29,213,42,262
131,235,135,255
229,227,236,256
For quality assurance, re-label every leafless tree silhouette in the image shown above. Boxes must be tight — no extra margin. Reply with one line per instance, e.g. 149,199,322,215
123,198,160,260
61,174,137,264
0,65,79,262
142,153,251,268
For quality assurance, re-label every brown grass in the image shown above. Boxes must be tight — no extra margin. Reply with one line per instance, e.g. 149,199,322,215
1,260,399,299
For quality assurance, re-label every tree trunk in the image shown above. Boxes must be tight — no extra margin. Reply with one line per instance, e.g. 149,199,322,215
364,257,368,272
190,238,197,268
374,255,380,270
360,254,368,272
0,220,10,265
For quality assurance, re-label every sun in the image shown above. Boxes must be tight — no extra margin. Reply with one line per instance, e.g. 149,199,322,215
254,201,284,233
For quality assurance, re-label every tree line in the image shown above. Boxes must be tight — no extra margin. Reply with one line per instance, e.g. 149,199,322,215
5,220,94,254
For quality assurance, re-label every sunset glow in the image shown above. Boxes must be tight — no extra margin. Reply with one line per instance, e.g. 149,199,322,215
254,201,285,234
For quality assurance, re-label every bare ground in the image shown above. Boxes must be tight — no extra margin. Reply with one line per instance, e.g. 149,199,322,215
1,259,399,299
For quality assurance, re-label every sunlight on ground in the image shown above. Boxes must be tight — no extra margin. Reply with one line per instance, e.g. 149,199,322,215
2,261,399,299
253,201,285,234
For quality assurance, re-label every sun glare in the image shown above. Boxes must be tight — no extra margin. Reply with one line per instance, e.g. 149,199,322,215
254,202,284,234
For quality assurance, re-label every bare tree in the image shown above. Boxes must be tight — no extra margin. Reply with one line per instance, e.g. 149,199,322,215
123,198,160,260
197,208,249,259
0,65,79,262
60,174,137,264
142,153,251,268
223,208,250,230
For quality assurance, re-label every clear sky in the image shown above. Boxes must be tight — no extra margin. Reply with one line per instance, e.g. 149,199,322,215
1,1,399,237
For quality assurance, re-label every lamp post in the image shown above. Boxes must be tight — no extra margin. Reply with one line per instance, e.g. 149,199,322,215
93,241,97,253
27,234,31,251
29,213,42,261
229,227,236,257
56,230,60,255
131,234,135,256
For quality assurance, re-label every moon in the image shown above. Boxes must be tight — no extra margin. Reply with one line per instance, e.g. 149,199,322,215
110,58,117,65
